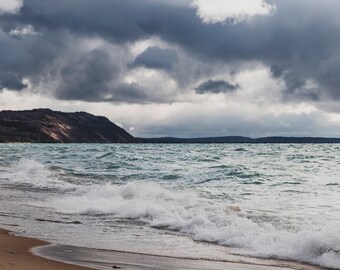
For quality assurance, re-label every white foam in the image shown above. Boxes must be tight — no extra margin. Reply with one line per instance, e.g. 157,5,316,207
45,182,340,269
3,159,75,189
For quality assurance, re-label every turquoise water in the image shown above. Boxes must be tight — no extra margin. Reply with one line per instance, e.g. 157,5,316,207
0,144,340,269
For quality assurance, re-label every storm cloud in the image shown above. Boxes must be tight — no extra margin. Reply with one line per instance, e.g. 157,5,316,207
0,72,26,90
132,47,177,70
2,0,340,136
195,80,239,94
1,0,340,102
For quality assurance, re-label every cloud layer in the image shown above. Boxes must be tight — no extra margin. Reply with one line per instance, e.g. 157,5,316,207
195,80,239,94
0,0,22,14
132,47,177,70
1,0,340,136
192,0,275,24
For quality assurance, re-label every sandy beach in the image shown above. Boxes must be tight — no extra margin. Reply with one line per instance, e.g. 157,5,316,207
1,228,327,270
0,229,93,270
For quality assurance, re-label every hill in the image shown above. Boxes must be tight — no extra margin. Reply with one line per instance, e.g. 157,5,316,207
1,109,340,144
0,109,137,143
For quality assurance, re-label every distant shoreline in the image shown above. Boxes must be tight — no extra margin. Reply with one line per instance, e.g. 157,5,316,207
2,137,340,144
137,136,340,144
1,109,340,144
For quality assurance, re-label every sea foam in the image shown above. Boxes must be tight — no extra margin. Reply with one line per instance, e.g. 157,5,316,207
4,159,75,189
4,158,340,268
44,181,340,269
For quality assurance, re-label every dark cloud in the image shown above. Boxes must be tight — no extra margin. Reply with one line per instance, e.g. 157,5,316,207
55,49,156,103
111,83,148,103
132,47,177,70
55,49,121,102
270,67,320,101
195,80,239,94
0,26,65,92
0,72,27,90
1,0,340,103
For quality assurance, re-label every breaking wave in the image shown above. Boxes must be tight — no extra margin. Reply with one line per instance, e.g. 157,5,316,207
2,159,76,189
44,182,340,269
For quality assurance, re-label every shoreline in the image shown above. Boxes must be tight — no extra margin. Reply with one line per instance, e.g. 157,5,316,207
0,229,94,270
0,228,330,270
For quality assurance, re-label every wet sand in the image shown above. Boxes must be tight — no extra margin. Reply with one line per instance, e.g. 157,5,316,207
34,243,323,270
0,228,327,270
0,229,93,270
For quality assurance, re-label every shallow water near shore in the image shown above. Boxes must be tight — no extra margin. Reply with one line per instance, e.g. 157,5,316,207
32,244,323,270
0,144,340,269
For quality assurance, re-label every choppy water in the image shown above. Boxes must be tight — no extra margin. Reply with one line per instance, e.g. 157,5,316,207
0,144,340,269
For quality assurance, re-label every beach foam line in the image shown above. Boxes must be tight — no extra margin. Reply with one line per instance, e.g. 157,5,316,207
41,182,340,269
34,243,323,270
0,226,328,270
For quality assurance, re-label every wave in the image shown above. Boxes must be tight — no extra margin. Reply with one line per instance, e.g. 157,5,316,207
43,182,340,269
2,159,76,189
3,159,339,268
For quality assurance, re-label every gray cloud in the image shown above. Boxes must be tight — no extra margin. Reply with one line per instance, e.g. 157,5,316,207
0,72,26,90
270,67,320,101
55,48,158,103
55,49,121,102
0,26,65,92
133,110,338,138
1,0,340,103
111,83,149,103
132,46,177,70
195,80,239,94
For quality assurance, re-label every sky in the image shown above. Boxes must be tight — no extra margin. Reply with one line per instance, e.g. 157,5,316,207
1,0,340,138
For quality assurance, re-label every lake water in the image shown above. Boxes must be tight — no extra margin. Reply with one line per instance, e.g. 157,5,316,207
0,144,339,269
